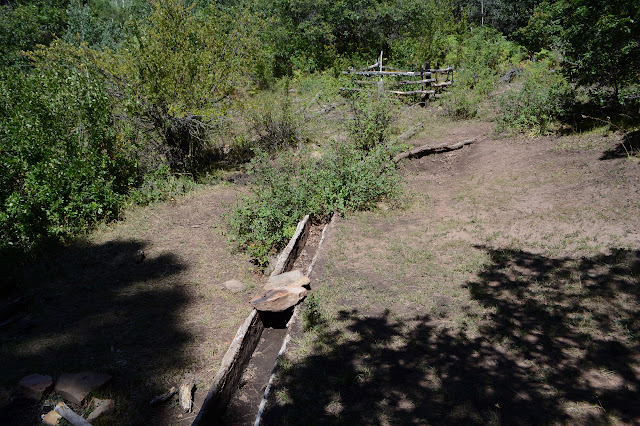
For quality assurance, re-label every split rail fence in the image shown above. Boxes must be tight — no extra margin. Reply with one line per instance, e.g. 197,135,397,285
342,52,453,103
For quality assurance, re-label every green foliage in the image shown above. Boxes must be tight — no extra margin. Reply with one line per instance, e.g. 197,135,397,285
346,93,398,151
112,0,259,174
128,165,197,206
440,83,483,120
229,140,402,266
0,41,136,281
302,293,325,331
519,0,640,97
64,0,151,50
249,89,303,151
0,0,69,68
496,62,574,135
440,27,523,120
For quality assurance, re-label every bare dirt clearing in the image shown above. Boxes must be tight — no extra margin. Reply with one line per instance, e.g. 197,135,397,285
263,121,640,425
0,184,261,425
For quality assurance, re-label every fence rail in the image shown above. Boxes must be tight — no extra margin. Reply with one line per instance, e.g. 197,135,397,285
342,52,453,103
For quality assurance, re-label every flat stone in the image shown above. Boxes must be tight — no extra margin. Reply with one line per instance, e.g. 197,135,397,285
221,279,247,292
265,269,310,291
86,398,115,422
250,286,308,312
18,374,53,400
42,410,62,425
55,372,111,405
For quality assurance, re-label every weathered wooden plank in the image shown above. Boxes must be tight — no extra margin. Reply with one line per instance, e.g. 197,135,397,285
432,81,453,87
428,67,454,73
388,90,435,95
343,70,423,77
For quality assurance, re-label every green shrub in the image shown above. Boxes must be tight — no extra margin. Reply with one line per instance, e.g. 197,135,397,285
128,165,197,206
249,89,303,151
346,92,398,151
228,141,402,266
302,293,325,331
497,62,574,135
0,42,137,288
440,83,482,120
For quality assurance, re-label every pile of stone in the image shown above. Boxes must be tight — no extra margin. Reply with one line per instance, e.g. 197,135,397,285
17,371,113,425
249,269,311,312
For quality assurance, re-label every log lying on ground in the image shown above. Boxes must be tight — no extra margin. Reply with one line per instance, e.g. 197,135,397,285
394,138,476,162
395,122,424,143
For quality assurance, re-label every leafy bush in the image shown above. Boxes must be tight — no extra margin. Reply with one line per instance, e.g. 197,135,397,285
229,141,402,266
0,41,137,288
346,92,398,151
249,90,303,151
128,165,197,206
440,27,524,120
497,62,574,135
302,293,325,331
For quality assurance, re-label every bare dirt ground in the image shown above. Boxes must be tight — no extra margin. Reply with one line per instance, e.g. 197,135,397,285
0,184,262,425
263,119,640,425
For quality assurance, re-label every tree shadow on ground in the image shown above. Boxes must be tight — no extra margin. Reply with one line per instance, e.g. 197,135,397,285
263,247,640,425
0,239,191,425
601,129,640,160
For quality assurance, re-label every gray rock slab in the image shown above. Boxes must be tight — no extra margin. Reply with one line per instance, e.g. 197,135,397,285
55,372,111,405
250,286,308,312
18,374,53,400
86,398,115,422
265,269,310,291
221,279,247,293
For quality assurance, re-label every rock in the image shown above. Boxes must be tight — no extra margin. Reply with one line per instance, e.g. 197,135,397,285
86,398,115,422
18,374,53,400
264,269,310,291
221,279,247,293
55,372,111,406
250,286,308,312
179,381,194,412
42,410,62,425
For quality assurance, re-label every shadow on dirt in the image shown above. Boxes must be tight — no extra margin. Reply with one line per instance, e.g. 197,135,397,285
601,129,640,160
0,239,191,425
263,247,640,425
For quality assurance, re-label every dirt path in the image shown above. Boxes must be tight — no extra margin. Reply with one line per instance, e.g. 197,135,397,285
262,121,640,425
0,184,262,425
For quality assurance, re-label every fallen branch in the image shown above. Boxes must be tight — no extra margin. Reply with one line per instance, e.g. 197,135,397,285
394,138,476,162
395,122,424,143
150,386,177,405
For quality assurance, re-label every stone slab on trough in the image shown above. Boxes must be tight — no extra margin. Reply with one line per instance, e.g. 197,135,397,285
18,374,53,400
264,269,310,291
250,286,308,312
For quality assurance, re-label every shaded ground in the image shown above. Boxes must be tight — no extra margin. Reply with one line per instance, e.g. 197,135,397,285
0,184,261,425
262,120,640,425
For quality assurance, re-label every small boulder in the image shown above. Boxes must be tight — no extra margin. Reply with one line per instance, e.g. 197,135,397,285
250,286,308,312
221,279,247,293
55,372,111,405
42,410,62,425
18,374,53,400
179,380,194,413
265,269,310,291
86,398,115,422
